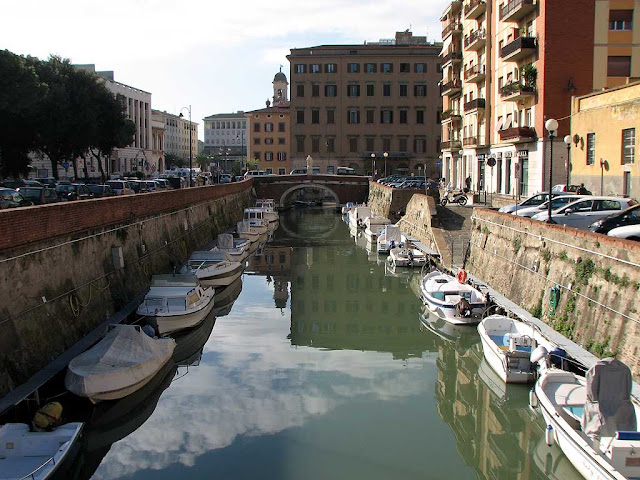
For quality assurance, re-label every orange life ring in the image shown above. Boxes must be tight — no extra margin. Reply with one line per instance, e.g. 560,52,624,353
457,269,467,284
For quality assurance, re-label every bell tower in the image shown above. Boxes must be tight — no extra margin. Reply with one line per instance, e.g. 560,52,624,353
272,65,289,106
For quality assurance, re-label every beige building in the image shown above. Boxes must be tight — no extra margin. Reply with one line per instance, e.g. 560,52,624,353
202,112,248,165
570,81,639,197
151,114,165,175
152,110,198,168
288,31,443,178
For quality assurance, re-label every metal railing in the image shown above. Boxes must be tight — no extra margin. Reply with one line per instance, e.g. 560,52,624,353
500,36,536,58
464,29,486,48
499,0,534,20
464,98,486,110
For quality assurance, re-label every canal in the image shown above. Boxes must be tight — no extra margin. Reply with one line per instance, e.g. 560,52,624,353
10,208,583,479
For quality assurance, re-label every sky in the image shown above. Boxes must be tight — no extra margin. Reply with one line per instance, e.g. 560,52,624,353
1,0,449,138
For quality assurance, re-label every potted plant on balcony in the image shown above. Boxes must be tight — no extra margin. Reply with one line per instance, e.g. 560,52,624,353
521,64,537,92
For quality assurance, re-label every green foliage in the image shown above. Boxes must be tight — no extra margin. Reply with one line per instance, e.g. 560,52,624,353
559,250,568,261
512,235,522,254
541,248,551,263
530,295,544,319
482,226,490,235
565,293,577,314
575,259,595,285
587,336,616,358
552,312,576,339
165,153,187,169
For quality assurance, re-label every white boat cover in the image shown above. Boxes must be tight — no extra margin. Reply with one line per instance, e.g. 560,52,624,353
151,274,199,287
218,233,234,250
189,251,228,262
65,325,175,399
582,357,637,436
385,225,402,244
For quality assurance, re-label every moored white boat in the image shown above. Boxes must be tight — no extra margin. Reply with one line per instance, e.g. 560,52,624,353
419,269,487,324
478,314,556,383
65,324,175,402
243,208,269,234
348,205,371,230
237,220,261,242
388,246,428,268
534,357,640,480
180,251,244,287
377,225,406,254
364,216,391,243
211,233,251,262
255,199,279,223
341,202,356,215
137,274,215,335
0,422,83,480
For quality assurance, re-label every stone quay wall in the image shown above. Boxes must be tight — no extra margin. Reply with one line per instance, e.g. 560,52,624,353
467,208,640,378
368,182,439,223
0,181,254,396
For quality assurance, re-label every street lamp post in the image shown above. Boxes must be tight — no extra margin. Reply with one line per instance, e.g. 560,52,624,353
236,129,245,172
545,118,559,223
370,152,376,179
563,134,572,188
383,152,388,177
179,105,192,187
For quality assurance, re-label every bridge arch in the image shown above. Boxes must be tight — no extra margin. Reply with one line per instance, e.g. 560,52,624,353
277,183,339,208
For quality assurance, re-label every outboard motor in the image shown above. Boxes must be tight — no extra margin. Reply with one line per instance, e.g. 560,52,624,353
455,298,472,317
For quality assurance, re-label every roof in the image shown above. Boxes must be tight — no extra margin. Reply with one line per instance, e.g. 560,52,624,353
203,112,246,120
274,71,287,82
245,106,290,115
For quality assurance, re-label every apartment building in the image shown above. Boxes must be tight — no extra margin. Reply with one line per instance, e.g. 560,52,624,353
288,31,443,178
441,0,600,196
203,112,247,161
152,110,198,166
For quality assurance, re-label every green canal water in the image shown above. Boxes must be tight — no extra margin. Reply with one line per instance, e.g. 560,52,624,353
66,208,582,479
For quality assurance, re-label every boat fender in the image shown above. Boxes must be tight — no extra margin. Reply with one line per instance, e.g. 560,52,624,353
455,298,472,317
457,269,468,284
33,402,63,431
545,425,554,446
529,388,538,408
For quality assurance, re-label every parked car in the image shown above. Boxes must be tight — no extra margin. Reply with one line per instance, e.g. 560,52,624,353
336,167,356,175
551,184,585,194
1,179,43,189
0,188,33,208
16,186,61,205
245,170,268,178
106,180,135,196
34,177,58,188
55,183,93,201
531,197,638,229
289,168,320,175
588,204,640,234
219,174,232,184
607,224,640,241
513,195,589,218
154,179,171,189
498,192,568,214
87,184,116,198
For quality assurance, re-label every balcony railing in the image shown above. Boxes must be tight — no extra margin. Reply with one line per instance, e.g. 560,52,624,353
464,64,486,82
464,0,486,18
440,78,462,95
499,126,536,141
441,110,462,122
463,136,484,146
464,98,486,111
499,82,536,99
500,0,535,22
441,139,463,150
500,36,536,60
442,50,463,64
464,29,486,50
442,22,462,39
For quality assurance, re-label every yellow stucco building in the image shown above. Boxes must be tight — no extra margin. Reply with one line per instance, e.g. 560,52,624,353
570,81,639,197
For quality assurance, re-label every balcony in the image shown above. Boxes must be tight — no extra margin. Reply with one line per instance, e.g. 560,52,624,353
500,36,536,61
500,0,536,22
442,22,463,40
463,136,484,147
440,78,462,96
464,29,486,51
441,110,462,123
499,82,536,102
464,98,486,112
464,64,486,83
440,0,463,20
441,139,463,150
499,126,536,143
464,0,486,19
442,50,463,66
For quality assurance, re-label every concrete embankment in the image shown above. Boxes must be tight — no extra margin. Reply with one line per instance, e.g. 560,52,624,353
467,208,640,379
0,181,254,397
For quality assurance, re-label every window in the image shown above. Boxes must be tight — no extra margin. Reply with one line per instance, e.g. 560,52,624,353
278,137,285,144
348,63,360,73
415,63,426,73
437,63,442,73
253,138,261,145
382,138,391,152
325,63,337,73
311,64,321,73
366,84,375,96
400,62,410,73
348,109,360,124
349,138,358,153
622,128,635,164
265,123,273,132
399,138,408,152
365,63,377,73
253,123,260,132
383,83,391,96
296,136,305,153
414,84,427,96
327,109,335,124
326,138,335,152
587,132,595,165
311,138,320,153
296,84,305,97
325,84,337,97
366,138,375,151
348,84,360,97
416,110,425,124
312,109,320,124
277,152,287,161
399,84,408,96
399,109,408,124
254,151,261,160
327,165,335,174
265,168,273,174
610,10,633,30
296,64,306,74
380,109,393,124
296,110,305,124
265,138,274,145
278,122,285,132
414,138,426,153
278,168,286,175
312,84,320,97
382,62,393,73
366,109,375,124
265,152,273,161
608,56,631,77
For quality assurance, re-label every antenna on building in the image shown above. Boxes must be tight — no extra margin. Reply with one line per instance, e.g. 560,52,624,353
279,64,283,72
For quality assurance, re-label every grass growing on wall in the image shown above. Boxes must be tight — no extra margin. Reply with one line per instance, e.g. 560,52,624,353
584,336,616,358
575,259,595,285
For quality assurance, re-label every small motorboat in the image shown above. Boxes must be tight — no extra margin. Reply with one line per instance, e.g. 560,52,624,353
255,199,279,223
478,314,556,383
419,269,488,324
212,233,251,262
65,324,175,402
0,422,84,480
533,357,640,480
348,205,371,230
388,246,428,268
243,208,269,234
377,225,406,254
180,251,244,287
137,274,215,335
237,220,261,243
363,216,391,243
341,201,355,215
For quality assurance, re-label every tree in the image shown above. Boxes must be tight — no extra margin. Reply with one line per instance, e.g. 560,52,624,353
165,153,187,169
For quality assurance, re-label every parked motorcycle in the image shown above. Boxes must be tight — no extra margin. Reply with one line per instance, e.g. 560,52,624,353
440,186,468,206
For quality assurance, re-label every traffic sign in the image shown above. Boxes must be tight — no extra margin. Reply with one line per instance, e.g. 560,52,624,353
62,161,69,169
487,157,496,167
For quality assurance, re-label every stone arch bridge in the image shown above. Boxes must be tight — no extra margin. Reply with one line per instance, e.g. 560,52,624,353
253,174,370,208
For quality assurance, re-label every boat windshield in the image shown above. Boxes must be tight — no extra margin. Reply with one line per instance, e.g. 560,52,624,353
187,291,200,307
145,298,164,308
167,298,186,310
